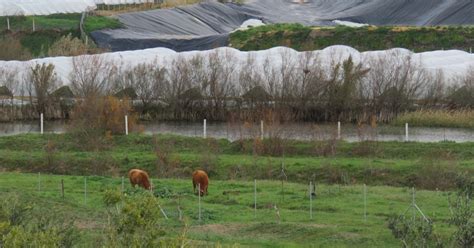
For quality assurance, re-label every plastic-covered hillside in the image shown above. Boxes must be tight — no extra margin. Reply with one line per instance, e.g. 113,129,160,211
1,46,473,86
90,0,474,52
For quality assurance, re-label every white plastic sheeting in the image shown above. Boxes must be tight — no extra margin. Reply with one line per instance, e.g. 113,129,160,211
0,0,96,16
94,0,155,5
0,46,472,90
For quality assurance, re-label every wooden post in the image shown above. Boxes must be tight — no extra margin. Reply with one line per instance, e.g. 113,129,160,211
364,184,367,222
7,17,10,30
260,120,264,140
198,183,202,222
309,181,313,220
254,179,257,218
121,176,125,193
32,18,35,32
84,177,87,205
61,179,65,199
125,115,129,135
38,172,41,192
412,187,416,222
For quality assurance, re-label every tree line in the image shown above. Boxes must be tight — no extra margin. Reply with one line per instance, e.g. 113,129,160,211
0,49,473,123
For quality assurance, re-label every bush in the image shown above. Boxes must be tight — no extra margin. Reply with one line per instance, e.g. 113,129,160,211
47,34,88,57
104,190,167,247
69,96,137,150
0,194,78,247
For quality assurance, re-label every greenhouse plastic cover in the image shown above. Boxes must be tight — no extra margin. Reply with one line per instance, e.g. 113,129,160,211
93,0,155,5
91,0,474,52
1,46,473,90
0,0,96,16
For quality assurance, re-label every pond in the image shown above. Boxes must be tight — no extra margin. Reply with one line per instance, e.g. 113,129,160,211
1,120,473,143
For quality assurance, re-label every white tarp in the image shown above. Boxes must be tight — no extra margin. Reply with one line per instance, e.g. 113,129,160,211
0,0,96,16
1,46,473,90
95,0,154,5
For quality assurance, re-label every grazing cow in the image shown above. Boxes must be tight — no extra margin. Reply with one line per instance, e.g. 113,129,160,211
128,169,152,190
192,170,209,196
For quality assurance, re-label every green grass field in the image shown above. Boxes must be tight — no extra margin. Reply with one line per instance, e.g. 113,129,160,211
230,24,474,52
0,134,472,246
0,14,121,57
0,133,473,190
0,173,459,247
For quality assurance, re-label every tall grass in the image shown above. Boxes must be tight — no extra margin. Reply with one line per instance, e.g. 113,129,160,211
393,110,474,128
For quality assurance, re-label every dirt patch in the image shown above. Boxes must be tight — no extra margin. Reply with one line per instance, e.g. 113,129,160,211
305,223,336,228
337,232,361,239
190,223,246,236
75,220,103,229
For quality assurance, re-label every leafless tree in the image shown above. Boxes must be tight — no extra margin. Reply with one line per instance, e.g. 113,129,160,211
123,62,168,114
202,50,237,120
70,55,113,98
0,67,18,120
363,51,429,121
167,56,194,119
26,63,58,117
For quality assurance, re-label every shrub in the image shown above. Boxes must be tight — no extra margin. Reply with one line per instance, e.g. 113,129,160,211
104,190,166,247
69,96,136,150
0,194,78,247
47,34,88,57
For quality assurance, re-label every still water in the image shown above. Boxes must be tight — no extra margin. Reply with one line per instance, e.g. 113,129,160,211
1,120,473,143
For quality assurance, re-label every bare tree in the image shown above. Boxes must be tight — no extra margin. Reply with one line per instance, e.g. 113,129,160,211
202,50,237,120
447,66,474,108
70,55,112,98
27,63,58,117
167,56,193,119
364,51,429,121
0,67,18,119
123,62,168,114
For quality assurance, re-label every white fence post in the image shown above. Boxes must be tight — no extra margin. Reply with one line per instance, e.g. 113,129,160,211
32,18,35,32
405,123,409,142
254,179,257,218
7,17,10,30
125,115,129,135
40,113,44,134
203,119,207,139
337,121,341,140
260,120,264,140
309,181,313,220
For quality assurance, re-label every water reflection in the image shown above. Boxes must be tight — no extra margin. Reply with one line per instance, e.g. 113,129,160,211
1,120,473,143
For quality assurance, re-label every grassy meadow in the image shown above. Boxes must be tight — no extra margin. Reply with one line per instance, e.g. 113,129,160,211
0,133,473,189
230,24,474,52
0,173,460,247
0,14,121,57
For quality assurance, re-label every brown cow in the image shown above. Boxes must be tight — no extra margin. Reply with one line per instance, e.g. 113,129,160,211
192,170,209,196
128,169,152,190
